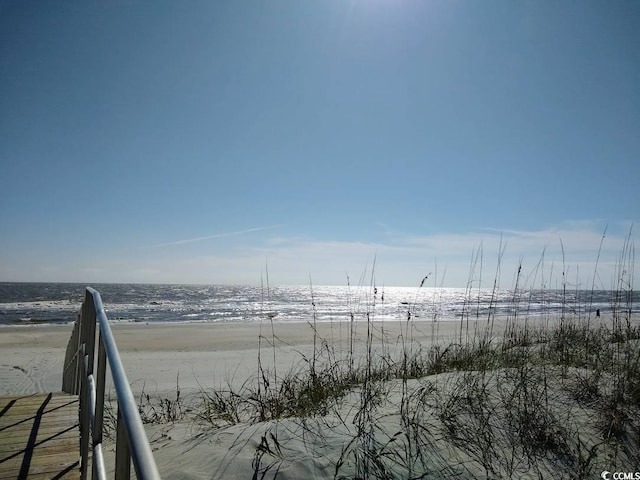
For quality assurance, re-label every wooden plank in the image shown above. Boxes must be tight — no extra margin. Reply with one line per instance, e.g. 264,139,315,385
0,453,79,479
0,393,77,403
0,398,78,426
0,424,78,452
0,393,80,480
0,411,78,429
0,396,78,414
0,425,77,444
0,447,79,470
0,415,78,434
0,408,78,425
0,403,78,424
1,402,78,417
0,394,77,407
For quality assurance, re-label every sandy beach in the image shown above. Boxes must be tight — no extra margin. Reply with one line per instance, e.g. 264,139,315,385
2,316,638,478
0,320,464,478
0,320,462,395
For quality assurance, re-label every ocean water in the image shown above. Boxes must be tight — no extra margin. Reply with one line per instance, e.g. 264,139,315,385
0,282,636,327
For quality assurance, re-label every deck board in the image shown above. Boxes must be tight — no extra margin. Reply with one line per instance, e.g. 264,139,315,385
0,393,80,479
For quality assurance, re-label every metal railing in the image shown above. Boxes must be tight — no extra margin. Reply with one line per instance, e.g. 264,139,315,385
63,287,161,480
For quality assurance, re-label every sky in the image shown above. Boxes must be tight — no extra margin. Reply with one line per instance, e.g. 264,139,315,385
1,0,638,288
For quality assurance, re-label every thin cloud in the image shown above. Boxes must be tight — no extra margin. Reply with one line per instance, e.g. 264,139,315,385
65,222,635,286
145,225,281,248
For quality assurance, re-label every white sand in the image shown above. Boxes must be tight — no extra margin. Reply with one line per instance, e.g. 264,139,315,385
0,320,467,478
1,316,631,478
0,320,465,395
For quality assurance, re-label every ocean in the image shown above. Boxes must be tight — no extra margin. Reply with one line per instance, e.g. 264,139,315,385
0,282,635,327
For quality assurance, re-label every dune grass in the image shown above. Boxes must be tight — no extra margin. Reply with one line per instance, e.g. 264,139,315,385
127,237,638,479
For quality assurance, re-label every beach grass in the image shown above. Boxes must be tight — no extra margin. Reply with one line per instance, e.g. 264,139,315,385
122,237,638,479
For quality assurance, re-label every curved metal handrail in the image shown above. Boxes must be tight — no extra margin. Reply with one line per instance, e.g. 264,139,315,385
63,288,161,480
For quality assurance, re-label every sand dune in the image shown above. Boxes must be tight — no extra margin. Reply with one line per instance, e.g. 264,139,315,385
2,317,638,478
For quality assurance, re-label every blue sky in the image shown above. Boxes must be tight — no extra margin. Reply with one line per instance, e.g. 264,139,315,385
1,0,638,288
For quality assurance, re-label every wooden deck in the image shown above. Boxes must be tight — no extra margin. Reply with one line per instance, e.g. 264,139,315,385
0,393,80,479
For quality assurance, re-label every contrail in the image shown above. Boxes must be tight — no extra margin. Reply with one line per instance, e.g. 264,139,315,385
146,225,281,248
